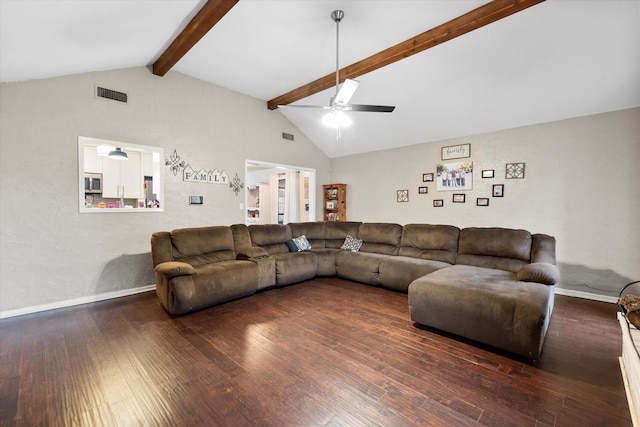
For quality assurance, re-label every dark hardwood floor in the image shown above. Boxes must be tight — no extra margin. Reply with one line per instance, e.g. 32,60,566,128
0,278,630,426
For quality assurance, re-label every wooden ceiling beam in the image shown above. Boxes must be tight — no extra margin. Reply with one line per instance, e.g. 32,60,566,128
267,0,545,110
153,0,239,77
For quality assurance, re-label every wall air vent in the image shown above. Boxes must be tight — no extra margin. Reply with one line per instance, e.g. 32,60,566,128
96,86,128,103
282,132,294,141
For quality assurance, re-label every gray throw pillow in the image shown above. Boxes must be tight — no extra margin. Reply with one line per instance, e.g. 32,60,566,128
341,235,363,252
285,239,299,252
292,235,312,251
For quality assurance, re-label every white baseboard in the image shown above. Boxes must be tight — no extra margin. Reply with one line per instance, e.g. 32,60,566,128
0,285,156,319
555,287,618,304
0,284,617,320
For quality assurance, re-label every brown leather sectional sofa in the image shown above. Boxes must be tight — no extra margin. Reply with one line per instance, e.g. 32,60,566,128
151,221,559,359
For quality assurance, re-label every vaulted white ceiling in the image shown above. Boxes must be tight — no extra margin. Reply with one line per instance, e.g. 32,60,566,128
1,0,638,158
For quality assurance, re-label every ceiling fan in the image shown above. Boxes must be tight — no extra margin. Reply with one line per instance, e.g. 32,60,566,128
279,10,395,134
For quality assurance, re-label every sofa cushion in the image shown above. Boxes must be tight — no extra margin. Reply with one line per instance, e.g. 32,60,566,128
190,261,258,310
341,235,363,252
311,248,339,276
458,227,532,260
289,222,326,249
272,252,318,286
408,264,554,359
456,227,532,272
170,226,236,267
379,256,451,293
248,224,292,255
358,223,402,255
325,221,362,249
335,251,388,286
399,224,460,264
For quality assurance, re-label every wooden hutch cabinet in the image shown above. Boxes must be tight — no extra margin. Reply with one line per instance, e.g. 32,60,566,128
323,183,346,222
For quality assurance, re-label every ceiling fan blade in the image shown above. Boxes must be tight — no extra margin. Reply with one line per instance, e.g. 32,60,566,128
277,104,331,110
344,104,396,113
334,79,359,105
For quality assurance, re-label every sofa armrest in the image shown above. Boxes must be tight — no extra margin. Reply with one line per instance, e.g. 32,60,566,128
237,247,269,261
155,261,195,278
517,262,559,285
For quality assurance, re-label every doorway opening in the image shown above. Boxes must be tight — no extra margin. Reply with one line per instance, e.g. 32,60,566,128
245,160,316,225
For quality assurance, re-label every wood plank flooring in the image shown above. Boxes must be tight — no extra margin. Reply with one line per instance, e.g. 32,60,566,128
0,278,630,426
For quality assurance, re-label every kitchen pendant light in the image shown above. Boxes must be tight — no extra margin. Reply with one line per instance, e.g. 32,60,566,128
108,147,128,160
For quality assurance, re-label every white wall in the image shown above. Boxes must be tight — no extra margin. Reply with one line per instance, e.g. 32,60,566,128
1,67,636,312
329,108,640,298
0,67,331,313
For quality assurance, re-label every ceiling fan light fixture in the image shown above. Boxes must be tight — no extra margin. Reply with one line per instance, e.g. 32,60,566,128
322,109,352,129
277,9,394,139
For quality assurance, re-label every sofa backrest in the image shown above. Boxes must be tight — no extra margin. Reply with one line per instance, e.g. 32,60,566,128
531,233,557,264
456,227,532,272
399,224,460,264
152,223,555,273
248,224,292,255
289,222,326,249
358,223,403,255
166,226,236,267
150,231,173,267
324,221,362,249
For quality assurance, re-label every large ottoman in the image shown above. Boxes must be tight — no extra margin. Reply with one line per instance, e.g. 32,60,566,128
408,264,555,359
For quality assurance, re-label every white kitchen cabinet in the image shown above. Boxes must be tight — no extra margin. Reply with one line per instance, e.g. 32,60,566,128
83,145,102,173
102,151,142,199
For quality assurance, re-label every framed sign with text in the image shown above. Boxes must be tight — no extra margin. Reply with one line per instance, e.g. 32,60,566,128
441,143,471,160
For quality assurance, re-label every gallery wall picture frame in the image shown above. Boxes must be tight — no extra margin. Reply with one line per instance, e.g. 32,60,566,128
422,173,434,182
397,189,409,202
476,197,489,206
433,199,444,207
452,193,465,203
436,161,473,192
506,162,525,179
481,169,495,178
492,184,504,197
441,143,471,160
418,186,428,194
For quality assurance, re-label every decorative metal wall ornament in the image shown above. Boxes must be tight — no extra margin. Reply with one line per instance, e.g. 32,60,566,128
165,149,186,176
506,162,525,179
229,173,244,196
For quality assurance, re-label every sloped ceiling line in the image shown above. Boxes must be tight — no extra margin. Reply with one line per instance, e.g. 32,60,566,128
266,0,545,110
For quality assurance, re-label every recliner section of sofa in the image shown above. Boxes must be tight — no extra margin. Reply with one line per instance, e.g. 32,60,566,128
151,226,260,314
151,221,558,359
336,222,403,286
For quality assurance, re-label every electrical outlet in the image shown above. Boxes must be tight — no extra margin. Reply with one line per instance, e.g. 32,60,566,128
239,203,244,210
